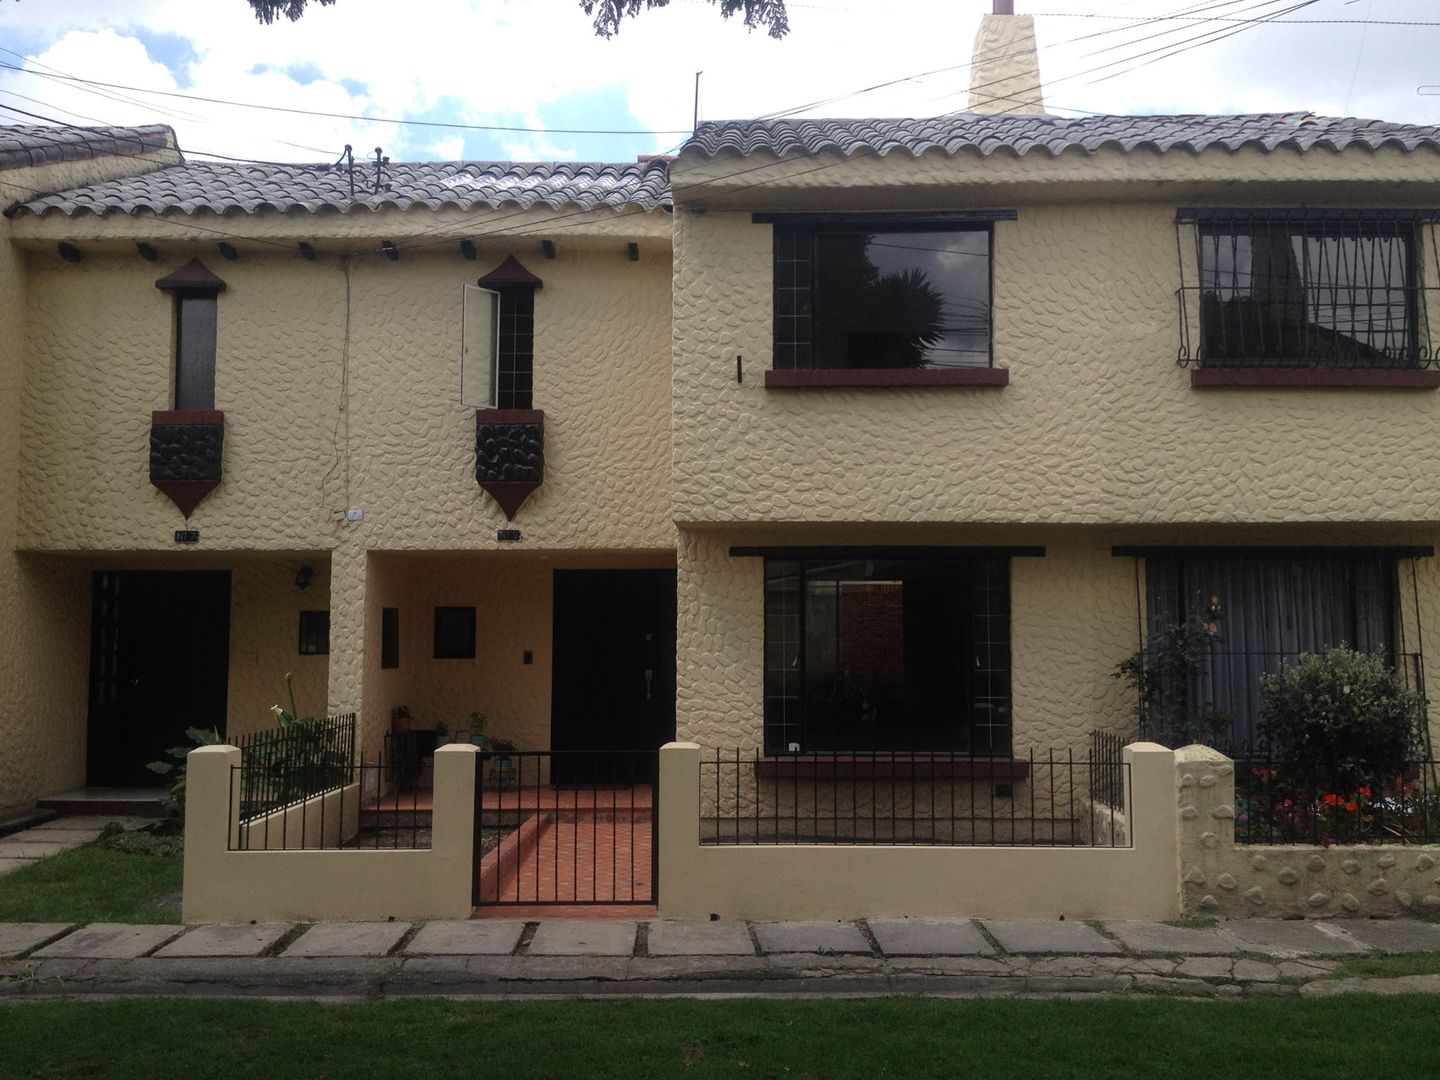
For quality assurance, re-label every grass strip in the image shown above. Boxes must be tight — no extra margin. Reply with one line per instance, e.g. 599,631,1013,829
0,846,181,925
0,995,1437,1079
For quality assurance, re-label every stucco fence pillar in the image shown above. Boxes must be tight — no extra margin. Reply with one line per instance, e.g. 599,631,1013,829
1176,744,1440,918
182,743,477,923
657,741,1180,921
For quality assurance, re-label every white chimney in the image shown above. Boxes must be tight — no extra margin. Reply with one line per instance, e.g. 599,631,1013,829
967,2,1046,115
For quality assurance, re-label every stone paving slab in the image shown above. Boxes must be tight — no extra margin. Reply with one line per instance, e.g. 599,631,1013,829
33,923,181,959
0,840,72,859
1221,920,1369,957
753,921,871,955
406,920,526,956
0,923,72,959
283,922,411,958
154,924,292,958
1105,921,1240,956
28,816,152,832
647,919,755,956
527,920,636,957
1331,919,1440,954
0,859,38,878
4,826,104,845
1303,973,1440,997
867,918,993,957
982,920,1121,955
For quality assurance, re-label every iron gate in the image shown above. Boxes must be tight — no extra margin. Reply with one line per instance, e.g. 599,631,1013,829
472,749,658,907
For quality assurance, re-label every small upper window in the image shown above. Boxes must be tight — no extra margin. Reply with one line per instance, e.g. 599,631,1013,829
1188,210,1425,369
462,255,541,410
434,606,477,660
769,216,997,371
155,259,226,410
298,610,330,655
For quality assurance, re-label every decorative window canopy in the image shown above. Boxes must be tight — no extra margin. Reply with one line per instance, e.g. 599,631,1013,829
155,258,227,293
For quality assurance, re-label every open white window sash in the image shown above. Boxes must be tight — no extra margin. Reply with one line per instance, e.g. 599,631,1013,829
460,284,501,408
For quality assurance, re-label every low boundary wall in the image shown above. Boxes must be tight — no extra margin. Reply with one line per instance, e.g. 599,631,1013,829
658,741,1180,921
1176,745,1440,919
183,743,476,924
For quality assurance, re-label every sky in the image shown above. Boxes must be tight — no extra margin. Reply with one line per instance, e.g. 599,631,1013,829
0,0,1437,165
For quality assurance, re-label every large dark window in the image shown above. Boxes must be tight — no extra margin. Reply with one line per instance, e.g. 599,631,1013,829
434,606,476,660
774,222,993,370
495,290,534,409
1146,553,1405,745
175,291,218,410
764,556,1011,754
1193,211,1422,368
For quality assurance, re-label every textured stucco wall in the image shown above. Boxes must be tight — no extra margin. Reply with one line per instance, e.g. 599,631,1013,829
1176,745,1440,918
671,199,1440,527
226,557,331,739
0,148,180,814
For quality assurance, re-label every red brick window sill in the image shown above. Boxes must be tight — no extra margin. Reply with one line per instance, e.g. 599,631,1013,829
754,755,1030,780
765,369,1009,389
1190,369,1440,390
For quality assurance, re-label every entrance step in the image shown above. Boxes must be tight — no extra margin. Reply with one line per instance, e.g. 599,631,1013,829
36,789,168,818
0,807,58,840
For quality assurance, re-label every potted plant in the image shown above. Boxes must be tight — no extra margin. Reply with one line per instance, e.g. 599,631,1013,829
467,710,489,747
488,738,518,790
434,721,450,747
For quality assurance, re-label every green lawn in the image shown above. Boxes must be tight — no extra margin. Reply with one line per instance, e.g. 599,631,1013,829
0,846,181,924
0,996,1435,1079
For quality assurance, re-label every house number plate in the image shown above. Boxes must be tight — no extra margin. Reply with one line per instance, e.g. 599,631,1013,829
174,529,200,544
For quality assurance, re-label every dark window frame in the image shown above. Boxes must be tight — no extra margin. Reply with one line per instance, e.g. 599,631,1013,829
494,288,535,410
433,606,477,660
381,607,400,669
766,212,1007,373
297,610,330,656
1179,208,1433,370
761,553,1014,756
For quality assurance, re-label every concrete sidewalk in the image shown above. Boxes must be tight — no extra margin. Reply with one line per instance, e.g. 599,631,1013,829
4,916,1440,1001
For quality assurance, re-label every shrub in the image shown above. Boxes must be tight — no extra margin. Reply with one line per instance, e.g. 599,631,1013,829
1114,596,1230,748
1260,647,1419,791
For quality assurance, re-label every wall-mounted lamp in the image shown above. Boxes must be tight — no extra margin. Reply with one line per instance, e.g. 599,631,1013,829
626,242,640,262
381,241,399,261
298,242,317,261
218,242,239,261
136,243,159,262
459,239,477,260
541,240,557,260
294,565,314,590
57,242,83,263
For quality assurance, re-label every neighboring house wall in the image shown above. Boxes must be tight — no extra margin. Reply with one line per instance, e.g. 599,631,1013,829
0,148,182,815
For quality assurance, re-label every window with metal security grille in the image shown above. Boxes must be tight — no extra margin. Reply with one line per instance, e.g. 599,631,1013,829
767,214,1003,371
297,610,330,656
1177,209,1437,369
1142,553,1423,747
763,555,1011,755
381,607,399,669
433,606,476,660
175,292,218,409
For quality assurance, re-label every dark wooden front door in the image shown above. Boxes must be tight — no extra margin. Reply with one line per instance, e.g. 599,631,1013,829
550,569,676,783
86,570,232,787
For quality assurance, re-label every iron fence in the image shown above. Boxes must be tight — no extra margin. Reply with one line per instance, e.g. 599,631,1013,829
699,748,1130,848
472,750,657,907
1232,746,1440,845
228,758,429,851
234,712,355,822
1088,730,1127,811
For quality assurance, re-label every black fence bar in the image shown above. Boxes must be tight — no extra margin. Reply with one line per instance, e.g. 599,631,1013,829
471,749,658,907
235,713,356,822
228,755,428,851
699,748,1130,848
1232,745,1440,845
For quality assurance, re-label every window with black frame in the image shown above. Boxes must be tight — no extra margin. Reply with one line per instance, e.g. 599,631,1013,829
1193,211,1423,368
773,220,994,370
763,555,1011,754
1145,553,1408,747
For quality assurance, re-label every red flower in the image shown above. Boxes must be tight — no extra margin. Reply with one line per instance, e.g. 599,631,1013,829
1345,802,1358,813
1357,786,1373,799
1322,793,1344,807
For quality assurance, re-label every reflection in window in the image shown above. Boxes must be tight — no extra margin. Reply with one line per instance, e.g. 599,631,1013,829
764,556,1011,754
1197,218,1418,367
775,227,992,370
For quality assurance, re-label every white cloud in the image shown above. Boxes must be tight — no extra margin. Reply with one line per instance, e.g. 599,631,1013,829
0,0,1436,166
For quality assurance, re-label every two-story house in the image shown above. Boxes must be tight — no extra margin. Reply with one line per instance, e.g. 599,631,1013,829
3,8,1439,832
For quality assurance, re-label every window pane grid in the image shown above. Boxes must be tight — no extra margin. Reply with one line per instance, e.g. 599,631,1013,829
495,290,535,409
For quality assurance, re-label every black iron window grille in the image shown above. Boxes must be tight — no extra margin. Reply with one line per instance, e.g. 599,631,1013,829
767,213,1006,371
495,290,534,409
1176,209,1440,369
763,554,1012,755
297,610,330,655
